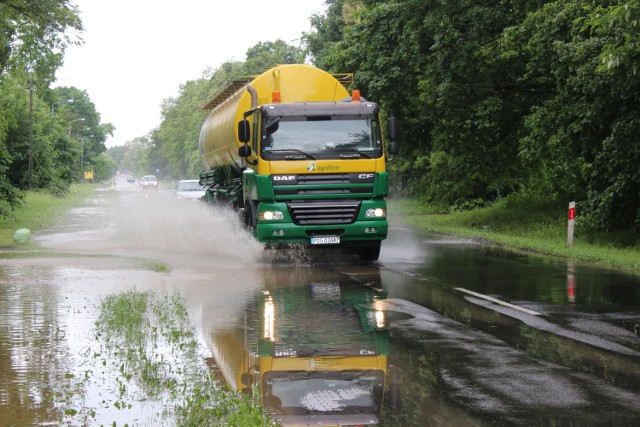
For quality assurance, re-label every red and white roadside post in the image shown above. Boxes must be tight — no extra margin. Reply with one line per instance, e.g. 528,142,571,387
567,260,576,303
567,201,576,247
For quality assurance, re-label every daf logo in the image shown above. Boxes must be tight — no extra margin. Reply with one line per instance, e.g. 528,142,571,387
273,175,296,181
358,174,374,179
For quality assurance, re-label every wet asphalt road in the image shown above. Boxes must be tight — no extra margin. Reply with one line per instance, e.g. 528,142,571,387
0,177,639,426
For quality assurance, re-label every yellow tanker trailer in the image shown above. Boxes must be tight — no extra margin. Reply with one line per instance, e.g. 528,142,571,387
199,64,398,261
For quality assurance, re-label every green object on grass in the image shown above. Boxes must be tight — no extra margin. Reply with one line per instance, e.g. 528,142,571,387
14,228,31,244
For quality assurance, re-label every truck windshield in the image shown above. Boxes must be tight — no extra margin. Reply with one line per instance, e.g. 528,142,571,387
262,370,384,416
261,116,383,157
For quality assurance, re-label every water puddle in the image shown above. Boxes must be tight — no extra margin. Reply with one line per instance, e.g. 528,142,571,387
0,188,267,425
0,261,164,425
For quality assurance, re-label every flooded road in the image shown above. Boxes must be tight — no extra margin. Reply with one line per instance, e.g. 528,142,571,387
376,230,640,425
1,177,639,426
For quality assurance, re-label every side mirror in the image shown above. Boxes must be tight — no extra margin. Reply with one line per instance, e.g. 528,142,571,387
387,115,398,141
387,141,399,155
239,144,252,158
238,119,250,143
387,115,399,155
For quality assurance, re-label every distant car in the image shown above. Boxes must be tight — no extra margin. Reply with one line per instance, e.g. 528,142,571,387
140,175,158,190
126,175,135,183
175,179,206,201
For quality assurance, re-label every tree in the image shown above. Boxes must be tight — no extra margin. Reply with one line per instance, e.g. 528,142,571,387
0,0,82,212
242,40,306,74
0,78,23,215
307,1,550,208
304,0,347,70
108,145,126,170
120,137,149,177
92,152,116,181
304,1,424,193
0,0,82,82
155,67,229,179
51,86,113,179
509,0,640,234
2,84,112,194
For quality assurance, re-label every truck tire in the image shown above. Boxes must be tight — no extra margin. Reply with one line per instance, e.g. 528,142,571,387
243,200,258,232
356,242,381,262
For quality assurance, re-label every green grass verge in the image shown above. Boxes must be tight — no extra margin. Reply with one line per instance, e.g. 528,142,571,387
82,290,272,426
389,198,640,274
0,184,98,246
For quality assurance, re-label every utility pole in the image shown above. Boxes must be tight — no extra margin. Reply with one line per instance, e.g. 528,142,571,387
28,75,34,190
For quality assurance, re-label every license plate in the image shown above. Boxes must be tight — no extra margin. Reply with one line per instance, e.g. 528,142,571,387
310,236,340,245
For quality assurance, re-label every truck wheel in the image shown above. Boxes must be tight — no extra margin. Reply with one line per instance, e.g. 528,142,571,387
357,242,381,262
243,200,258,232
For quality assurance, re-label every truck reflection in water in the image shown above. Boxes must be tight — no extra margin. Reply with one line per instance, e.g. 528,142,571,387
207,272,391,426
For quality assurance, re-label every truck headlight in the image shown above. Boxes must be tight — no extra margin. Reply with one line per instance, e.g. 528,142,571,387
365,208,385,218
260,211,284,220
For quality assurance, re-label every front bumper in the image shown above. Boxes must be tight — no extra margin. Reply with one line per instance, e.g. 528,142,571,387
254,200,388,245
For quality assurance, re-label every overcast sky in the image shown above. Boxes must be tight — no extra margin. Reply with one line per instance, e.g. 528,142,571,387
54,0,327,147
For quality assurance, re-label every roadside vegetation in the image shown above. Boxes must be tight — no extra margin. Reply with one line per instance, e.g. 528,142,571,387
0,184,97,247
65,289,272,426
390,196,640,274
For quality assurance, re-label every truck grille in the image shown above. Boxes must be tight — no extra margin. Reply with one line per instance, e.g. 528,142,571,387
297,174,353,185
287,200,361,225
272,173,375,198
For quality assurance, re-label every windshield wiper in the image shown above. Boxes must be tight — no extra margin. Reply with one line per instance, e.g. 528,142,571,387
331,144,372,159
339,152,369,159
268,149,315,160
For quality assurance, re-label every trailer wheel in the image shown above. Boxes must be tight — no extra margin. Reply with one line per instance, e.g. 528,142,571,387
356,242,381,262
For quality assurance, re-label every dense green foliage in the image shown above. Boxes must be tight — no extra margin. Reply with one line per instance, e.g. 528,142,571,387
0,0,112,216
305,0,639,241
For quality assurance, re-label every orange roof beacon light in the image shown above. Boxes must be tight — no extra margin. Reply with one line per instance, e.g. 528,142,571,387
351,89,361,102
272,91,281,104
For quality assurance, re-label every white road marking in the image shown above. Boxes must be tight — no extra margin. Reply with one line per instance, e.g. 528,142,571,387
454,288,543,316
